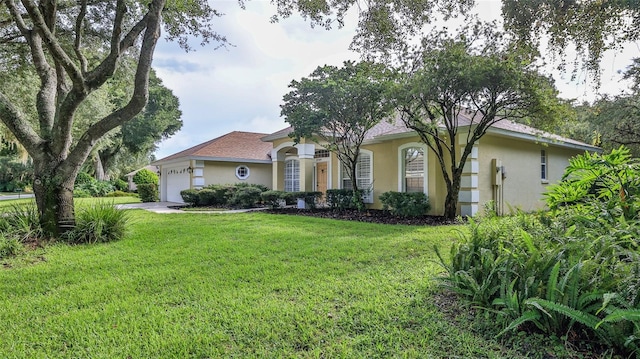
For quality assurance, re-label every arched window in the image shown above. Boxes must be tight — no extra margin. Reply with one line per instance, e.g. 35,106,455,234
284,159,300,192
399,143,428,193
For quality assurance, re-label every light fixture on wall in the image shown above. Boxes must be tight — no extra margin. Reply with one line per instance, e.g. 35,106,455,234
187,166,193,174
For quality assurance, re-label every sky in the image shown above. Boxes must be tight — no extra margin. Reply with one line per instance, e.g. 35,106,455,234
152,0,638,160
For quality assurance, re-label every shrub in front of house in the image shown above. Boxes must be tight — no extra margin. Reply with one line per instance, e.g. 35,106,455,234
379,191,431,217
203,184,235,205
261,191,286,208
293,191,323,209
180,189,200,206
132,168,158,186
137,183,158,202
229,186,263,209
327,189,364,211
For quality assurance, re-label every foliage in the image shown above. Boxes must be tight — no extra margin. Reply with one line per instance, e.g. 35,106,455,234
111,179,128,192
0,236,22,259
75,180,115,197
95,70,183,180
0,141,31,192
132,169,159,186
64,202,130,244
379,191,431,217
73,189,93,198
437,148,640,355
180,189,200,206
75,172,94,186
545,146,640,220
228,187,263,209
292,191,323,209
282,61,393,198
326,189,366,211
137,184,158,203
393,21,563,219
261,190,287,209
0,204,44,244
180,184,268,208
502,0,640,82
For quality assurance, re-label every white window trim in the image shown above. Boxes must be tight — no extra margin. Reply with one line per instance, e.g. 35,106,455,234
284,158,300,192
235,165,250,180
339,149,374,203
398,143,428,193
541,149,548,183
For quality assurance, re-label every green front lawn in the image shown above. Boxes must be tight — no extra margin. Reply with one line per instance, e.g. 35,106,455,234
0,211,526,358
0,196,140,211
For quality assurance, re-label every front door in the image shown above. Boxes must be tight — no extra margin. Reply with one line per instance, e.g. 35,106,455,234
316,162,328,196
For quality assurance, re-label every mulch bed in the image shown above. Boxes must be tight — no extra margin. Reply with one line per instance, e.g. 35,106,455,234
264,208,461,226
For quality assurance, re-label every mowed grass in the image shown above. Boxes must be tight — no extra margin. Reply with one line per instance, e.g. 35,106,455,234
0,196,140,211
0,211,523,358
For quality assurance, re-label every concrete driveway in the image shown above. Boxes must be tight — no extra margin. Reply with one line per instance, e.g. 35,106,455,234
115,202,187,213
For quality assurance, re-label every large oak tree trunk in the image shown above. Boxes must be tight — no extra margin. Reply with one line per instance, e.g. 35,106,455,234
32,159,78,237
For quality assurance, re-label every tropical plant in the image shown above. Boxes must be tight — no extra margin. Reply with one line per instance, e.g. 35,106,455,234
64,202,130,244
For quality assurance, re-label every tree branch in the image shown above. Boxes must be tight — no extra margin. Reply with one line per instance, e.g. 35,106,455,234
20,0,84,86
65,0,166,172
0,91,43,157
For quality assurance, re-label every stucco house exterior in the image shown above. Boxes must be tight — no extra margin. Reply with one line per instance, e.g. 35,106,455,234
153,131,273,202
155,117,599,216
263,116,599,216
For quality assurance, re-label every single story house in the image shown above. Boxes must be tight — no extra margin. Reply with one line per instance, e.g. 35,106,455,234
152,131,273,202
155,117,599,216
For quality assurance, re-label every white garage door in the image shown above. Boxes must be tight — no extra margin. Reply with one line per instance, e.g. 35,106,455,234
166,170,191,203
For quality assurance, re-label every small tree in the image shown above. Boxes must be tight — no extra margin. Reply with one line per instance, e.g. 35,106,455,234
281,61,394,207
394,22,563,219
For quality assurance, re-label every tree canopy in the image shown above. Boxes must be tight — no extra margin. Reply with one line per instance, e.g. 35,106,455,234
502,0,640,81
281,60,394,200
393,22,565,218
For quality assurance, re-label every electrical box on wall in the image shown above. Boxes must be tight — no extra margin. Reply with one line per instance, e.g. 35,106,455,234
491,158,502,186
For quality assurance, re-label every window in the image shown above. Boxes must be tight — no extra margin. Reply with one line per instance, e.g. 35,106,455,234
314,149,330,158
284,159,300,192
235,165,250,180
403,147,425,192
541,150,548,181
341,151,373,203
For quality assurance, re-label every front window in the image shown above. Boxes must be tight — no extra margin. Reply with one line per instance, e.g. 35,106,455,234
541,150,548,181
341,151,373,203
403,147,424,192
284,159,300,192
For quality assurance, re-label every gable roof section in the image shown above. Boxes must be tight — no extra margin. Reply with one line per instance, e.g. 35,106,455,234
154,131,273,165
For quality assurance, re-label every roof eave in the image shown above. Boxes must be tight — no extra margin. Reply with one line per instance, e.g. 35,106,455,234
153,156,272,166
486,127,602,152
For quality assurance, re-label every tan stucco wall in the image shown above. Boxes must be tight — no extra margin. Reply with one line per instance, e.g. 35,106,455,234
360,136,448,215
478,134,585,212
203,161,272,188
